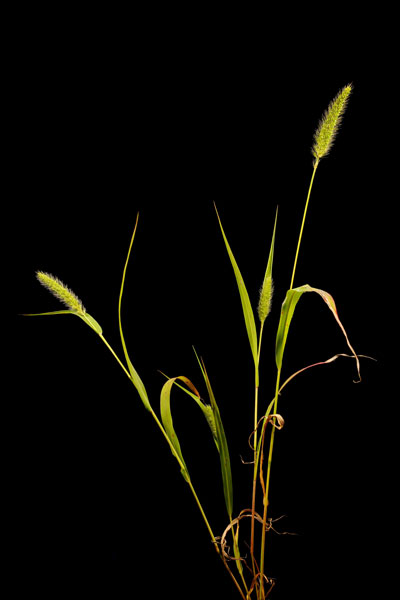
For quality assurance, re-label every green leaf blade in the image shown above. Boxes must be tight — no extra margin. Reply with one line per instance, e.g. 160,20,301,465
160,375,202,482
22,310,76,317
80,312,103,334
23,309,103,335
198,355,234,519
214,204,258,377
118,214,152,412
275,289,304,370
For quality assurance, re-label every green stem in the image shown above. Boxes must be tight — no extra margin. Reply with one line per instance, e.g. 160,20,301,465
98,334,132,380
250,321,264,586
188,472,219,549
258,368,281,600
258,161,321,598
289,159,319,290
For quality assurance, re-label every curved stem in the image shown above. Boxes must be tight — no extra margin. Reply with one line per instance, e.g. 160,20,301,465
289,159,319,290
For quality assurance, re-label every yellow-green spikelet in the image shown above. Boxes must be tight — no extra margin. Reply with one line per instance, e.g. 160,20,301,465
36,271,86,314
258,276,274,323
312,84,352,164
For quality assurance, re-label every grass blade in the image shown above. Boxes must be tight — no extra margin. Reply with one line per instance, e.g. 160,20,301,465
23,310,74,317
214,203,258,381
118,214,152,411
194,349,234,519
159,369,219,450
23,310,103,335
160,375,202,482
275,289,304,370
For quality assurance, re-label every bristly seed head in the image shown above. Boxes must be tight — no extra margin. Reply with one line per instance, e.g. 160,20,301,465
36,271,86,314
258,276,274,323
312,84,353,164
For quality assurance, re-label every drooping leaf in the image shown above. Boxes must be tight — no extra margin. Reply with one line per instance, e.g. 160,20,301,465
279,353,374,393
159,369,219,450
275,284,360,381
160,375,202,482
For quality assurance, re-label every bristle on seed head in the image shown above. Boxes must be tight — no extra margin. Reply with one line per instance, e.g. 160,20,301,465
258,276,274,323
36,271,86,314
312,84,352,164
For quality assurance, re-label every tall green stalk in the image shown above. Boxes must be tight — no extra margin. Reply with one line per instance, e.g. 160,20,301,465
258,84,353,597
289,159,319,290
250,322,264,591
250,209,277,595
258,165,318,598
258,369,281,599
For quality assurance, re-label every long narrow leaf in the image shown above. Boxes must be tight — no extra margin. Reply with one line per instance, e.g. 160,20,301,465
275,289,304,370
214,203,258,380
265,207,278,281
23,309,103,335
23,310,73,317
194,350,234,519
280,353,373,393
118,214,152,411
159,369,219,450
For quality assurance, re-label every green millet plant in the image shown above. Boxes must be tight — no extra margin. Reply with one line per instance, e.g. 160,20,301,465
25,83,367,599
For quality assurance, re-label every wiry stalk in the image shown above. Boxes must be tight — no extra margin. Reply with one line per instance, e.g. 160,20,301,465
289,159,319,290
258,164,318,597
258,369,281,599
250,208,277,592
98,334,132,380
250,323,264,592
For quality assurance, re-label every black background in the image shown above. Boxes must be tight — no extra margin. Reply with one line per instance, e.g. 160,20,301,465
9,12,393,600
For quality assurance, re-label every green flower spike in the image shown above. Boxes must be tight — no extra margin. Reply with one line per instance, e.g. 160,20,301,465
312,83,352,164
